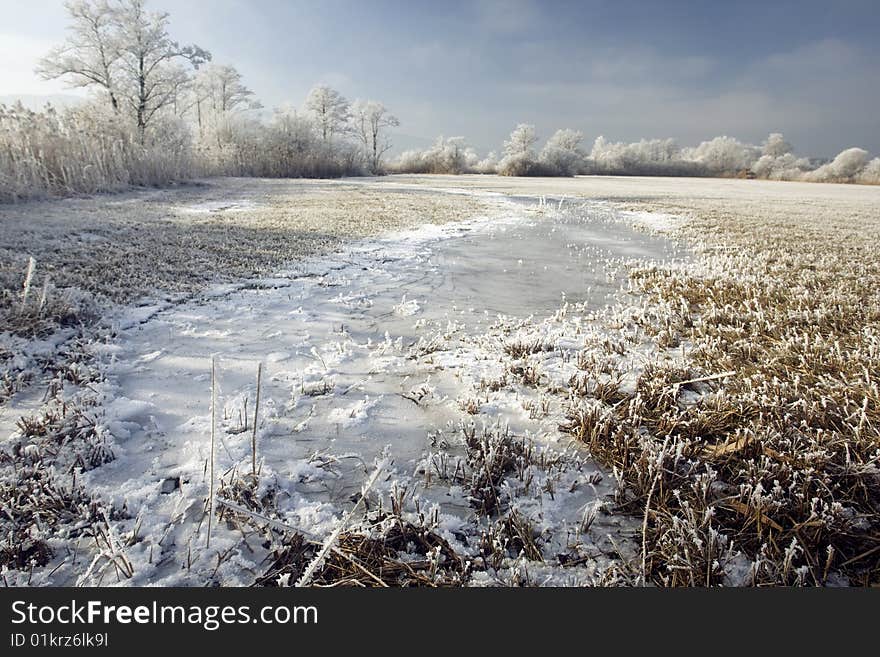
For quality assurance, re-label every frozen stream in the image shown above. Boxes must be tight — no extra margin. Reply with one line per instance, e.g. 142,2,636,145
82,198,685,584
363,199,678,336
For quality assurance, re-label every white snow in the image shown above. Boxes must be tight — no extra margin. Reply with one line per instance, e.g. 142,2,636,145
61,199,681,584
2,186,689,585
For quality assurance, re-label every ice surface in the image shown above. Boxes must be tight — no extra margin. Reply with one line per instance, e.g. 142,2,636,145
71,198,685,584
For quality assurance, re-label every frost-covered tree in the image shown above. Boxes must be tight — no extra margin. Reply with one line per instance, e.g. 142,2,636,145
37,0,122,112
683,136,760,174
749,133,807,180
751,152,810,180
351,100,399,173
189,64,260,137
857,157,880,184
265,107,315,170
182,64,262,173
305,85,350,143
436,136,468,173
539,128,584,176
40,0,210,143
195,65,259,115
806,147,870,182
589,136,619,170
588,136,684,175
393,136,473,174
762,132,793,158
498,123,538,176
503,123,537,159
113,0,210,142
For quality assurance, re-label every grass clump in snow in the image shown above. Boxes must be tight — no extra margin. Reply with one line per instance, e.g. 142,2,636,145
236,486,469,587
462,423,534,517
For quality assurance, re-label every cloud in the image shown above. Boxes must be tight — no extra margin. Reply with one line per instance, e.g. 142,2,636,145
315,72,355,92
587,50,715,82
490,38,878,156
731,39,880,152
757,38,863,80
474,0,542,35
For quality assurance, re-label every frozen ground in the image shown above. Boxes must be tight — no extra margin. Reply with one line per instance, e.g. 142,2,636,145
3,175,877,586
77,199,682,583
0,178,685,585
0,178,495,307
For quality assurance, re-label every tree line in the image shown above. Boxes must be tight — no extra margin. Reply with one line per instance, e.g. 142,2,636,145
1,0,877,203
0,0,400,202
392,125,880,184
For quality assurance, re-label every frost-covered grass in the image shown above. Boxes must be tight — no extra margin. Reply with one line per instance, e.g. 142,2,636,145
0,103,196,203
401,174,879,585
0,178,492,309
0,179,501,583
0,178,492,397
2,174,878,586
601,203,880,586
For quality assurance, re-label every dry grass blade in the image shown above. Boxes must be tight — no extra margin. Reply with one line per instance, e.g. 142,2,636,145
296,460,386,587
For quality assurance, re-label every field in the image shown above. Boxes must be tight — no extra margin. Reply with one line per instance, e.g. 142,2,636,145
1,174,878,586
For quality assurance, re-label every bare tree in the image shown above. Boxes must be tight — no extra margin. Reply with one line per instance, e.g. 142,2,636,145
113,0,210,142
39,0,210,143
304,85,350,143
351,100,399,173
191,64,261,133
37,0,121,112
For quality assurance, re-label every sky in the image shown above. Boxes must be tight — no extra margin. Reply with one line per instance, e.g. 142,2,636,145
1,0,878,157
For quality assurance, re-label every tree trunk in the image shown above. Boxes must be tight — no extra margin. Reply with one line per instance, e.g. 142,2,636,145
137,54,147,145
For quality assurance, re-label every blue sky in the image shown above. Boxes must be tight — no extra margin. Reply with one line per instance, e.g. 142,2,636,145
1,0,878,156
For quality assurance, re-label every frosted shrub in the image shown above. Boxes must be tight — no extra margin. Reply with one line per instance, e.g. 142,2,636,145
856,157,880,184
805,147,871,182
498,123,539,176
470,151,499,174
394,149,428,173
427,136,470,173
588,136,693,176
682,136,760,175
750,152,811,180
201,109,365,179
749,132,810,179
497,154,533,177
0,98,372,196
538,129,585,176
392,136,473,174
733,134,877,183
762,132,793,158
